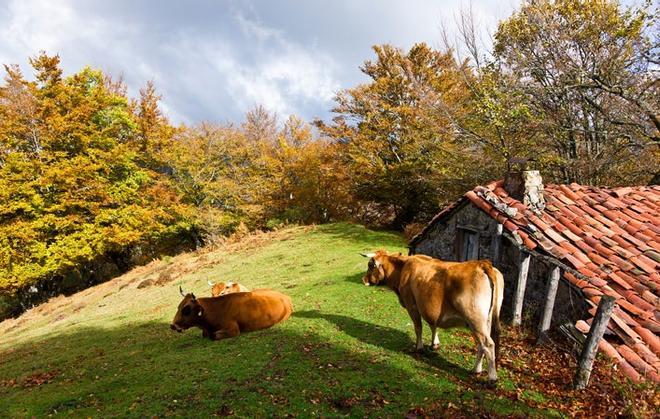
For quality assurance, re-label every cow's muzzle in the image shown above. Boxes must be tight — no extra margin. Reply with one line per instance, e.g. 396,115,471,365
362,276,370,286
170,324,183,333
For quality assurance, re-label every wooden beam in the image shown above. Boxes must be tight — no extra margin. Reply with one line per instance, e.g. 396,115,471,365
491,223,503,266
512,251,531,326
537,266,561,343
574,295,616,389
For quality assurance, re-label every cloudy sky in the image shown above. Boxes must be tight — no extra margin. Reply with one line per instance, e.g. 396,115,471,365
0,0,520,125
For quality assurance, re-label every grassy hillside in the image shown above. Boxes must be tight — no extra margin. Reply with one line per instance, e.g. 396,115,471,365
0,224,646,417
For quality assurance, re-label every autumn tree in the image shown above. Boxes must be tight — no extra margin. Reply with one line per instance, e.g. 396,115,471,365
132,80,178,169
317,43,482,227
167,112,353,235
0,54,194,315
164,122,264,239
493,0,659,184
264,116,353,225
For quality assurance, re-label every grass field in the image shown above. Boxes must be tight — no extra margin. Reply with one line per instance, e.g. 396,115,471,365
0,223,646,417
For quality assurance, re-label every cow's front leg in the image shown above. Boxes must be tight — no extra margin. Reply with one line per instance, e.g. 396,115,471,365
430,326,440,351
406,308,423,352
211,323,240,340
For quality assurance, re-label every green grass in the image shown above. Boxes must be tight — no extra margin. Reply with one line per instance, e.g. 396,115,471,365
0,223,556,417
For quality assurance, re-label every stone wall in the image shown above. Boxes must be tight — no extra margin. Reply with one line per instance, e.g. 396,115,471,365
412,203,499,261
411,203,589,329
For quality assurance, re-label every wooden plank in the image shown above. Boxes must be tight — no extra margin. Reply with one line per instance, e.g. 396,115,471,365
574,295,616,389
512,251,531,326
537,266,561,342
491,223,503,265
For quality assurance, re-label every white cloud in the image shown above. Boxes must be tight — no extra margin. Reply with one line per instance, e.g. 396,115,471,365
229,13,340,117
0,0,518,124
162,13,340,121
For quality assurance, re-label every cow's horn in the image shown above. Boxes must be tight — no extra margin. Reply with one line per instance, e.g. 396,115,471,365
207,280,215,286
179,286,185,297
360,252,376,258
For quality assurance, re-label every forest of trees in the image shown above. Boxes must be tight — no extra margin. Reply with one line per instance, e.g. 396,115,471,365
0,0,657,317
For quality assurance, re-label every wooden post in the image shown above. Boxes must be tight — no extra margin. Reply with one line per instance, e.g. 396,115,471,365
574,295,616,389
512,251,531,326
491,223,503,266
537,266,561,343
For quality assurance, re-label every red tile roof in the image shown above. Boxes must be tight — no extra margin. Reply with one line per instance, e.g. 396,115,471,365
412,181,660,383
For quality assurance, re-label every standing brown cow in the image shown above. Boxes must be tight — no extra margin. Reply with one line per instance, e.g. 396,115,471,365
361,251,503,383
170,287,292,340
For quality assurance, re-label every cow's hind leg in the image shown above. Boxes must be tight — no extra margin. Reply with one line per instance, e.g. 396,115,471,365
473,346,485,374
406,308,424,352
473,328,497,382
212,323,240,340
469,332,485,373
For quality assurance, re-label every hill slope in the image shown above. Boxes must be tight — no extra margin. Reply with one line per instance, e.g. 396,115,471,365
0,224,645,417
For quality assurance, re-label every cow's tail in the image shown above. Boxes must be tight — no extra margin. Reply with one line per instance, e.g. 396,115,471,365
483,262,503,366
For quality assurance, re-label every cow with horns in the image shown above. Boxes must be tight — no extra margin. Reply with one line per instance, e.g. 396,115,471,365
171,286,293,340
360,251,504,383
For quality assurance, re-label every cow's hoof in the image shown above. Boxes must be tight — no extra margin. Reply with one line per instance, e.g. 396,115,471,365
431,344,440,351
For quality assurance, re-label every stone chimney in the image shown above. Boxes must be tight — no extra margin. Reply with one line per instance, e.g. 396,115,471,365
504,169,545,213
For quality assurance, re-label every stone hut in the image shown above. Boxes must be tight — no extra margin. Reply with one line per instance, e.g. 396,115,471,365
409,170,660,383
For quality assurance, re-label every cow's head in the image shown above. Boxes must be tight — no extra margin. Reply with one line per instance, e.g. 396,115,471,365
360,251,389,286
170,286,203,332
208,280,243,297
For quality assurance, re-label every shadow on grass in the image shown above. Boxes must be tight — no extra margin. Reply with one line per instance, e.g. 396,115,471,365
343,272,365,284
294,310,470,380
0,319,544,417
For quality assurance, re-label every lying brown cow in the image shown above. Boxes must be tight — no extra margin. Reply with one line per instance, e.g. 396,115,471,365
208,280,249,297
170,286,292,340
361,251,504,382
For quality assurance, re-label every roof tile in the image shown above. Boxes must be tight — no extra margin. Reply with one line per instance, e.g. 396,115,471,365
544,228,566,243
633,326,660,355
631,255,658,274
617,345,655,376
607,272,633,290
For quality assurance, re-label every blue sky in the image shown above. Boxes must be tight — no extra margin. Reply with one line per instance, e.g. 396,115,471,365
0,0,520,125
